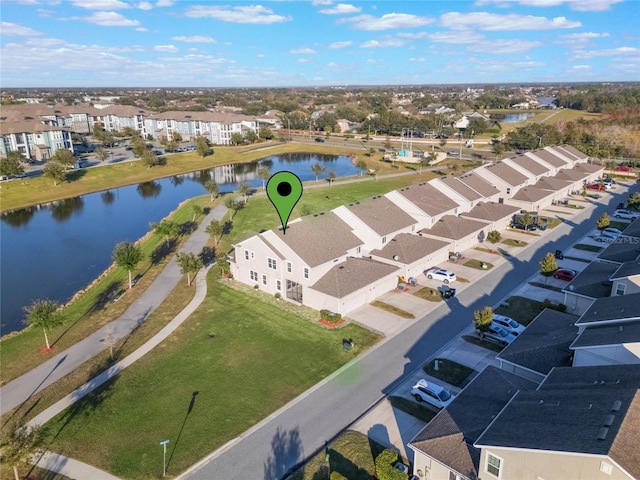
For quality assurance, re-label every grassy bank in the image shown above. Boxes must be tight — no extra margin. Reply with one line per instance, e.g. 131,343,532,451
41,275,381,480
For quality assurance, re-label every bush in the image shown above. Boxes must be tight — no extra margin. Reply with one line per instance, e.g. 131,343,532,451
543,300,567,312
330,473,348,480
375,449,408,480
473,306,493,333
487,230,501,244
274,292,281,299
320,309,342,323
254,284,259,289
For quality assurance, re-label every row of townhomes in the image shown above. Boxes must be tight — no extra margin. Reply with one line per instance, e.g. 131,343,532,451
0,103,260,160
230,145,603,315
409,219,640,479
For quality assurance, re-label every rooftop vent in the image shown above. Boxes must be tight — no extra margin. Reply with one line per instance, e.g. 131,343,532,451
611,400,622,411
339,266,344,269
603,414,615,426
597,427,609,440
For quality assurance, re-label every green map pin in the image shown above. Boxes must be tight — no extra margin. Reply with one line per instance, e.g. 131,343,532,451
266,171,303,234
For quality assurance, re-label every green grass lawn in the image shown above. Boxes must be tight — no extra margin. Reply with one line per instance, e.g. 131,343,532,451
573,244,603,252
565,203,585,209
609,220,630,231
371,301,415,319
422,358,475,388
494,296,549,326
413,287,444,302
388,396,437,423
463,259,493,270
500,238,528,246
41,276,381,480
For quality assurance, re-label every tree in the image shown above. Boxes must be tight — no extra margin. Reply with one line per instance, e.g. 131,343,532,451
171,131,182,142
204,180,219,202
195,136,211,158
112,241,143,289
51,148,75,168
383,135,392,149
596,212,611,230
374,449,407,480
440,138,447,147
1,423,44,480
206,219,223,245
487,230,501,243
216,252,230,277
192,204,203,221
224,196,242,219
257,165,271,189
245,130,258,144
230,132,244,146
259,126,273,140
237,181,251,203
473,306,493,334
158,135,169,149
93,123,106,143
311,162,325,182
327,169,337,187
517,212,534,230
355,160,368,176
0,151,25,176
141,149,160,168
43,161,67,185
131,136,149,158
628,192,640,210
540,252,558,284
492,141,506,159
95,147,109,162
152,219,179,246
24,299,63,350
176,252,203,286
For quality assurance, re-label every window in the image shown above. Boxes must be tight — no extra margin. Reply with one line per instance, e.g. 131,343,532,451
615,283,626,296
304,268,309,279
262,275,267,285
268,258,277,270
486,453,502,478
506,187,511,195
276,280,281,291
245,250,250,260
287,262,292,273
382,236,387,244
250,270,258,282
356,246,361,254
411,225,415,232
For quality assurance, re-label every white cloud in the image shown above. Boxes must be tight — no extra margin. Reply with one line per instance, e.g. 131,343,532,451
135,27,148,31
366,59,377,63
360,38,405,48
320,3,361,14
409,57,426,62
575,46,640,58
312,0,333,4
440,12,581,30
561,32,609,39
154,44,178,52
256,53,265,58
468,39,542,54
474,0,622,11
172,35,216,43
0,21,42,36
289,47,316,54
397,32,428,39
328,40,352,49
514,61,545,66
428,31,485,44
81,11,141,26
155,0,174,5
71,0,131,9
338,13,435,31
572,65,592,70
185,5,291,24
137,1,153,10
298,57,312,63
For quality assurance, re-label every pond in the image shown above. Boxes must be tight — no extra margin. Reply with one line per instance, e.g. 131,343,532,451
0,153,361,335
499,113,536,124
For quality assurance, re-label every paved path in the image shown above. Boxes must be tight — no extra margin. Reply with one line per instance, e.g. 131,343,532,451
32,451,121,480
0,203,226,416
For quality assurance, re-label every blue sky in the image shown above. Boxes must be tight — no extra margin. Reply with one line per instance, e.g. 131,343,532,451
1,0,638,87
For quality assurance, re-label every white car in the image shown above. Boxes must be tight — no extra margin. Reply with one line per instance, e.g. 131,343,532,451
594,234,615,243
602,227,623,237
478,324,517,347
492,314,525,336
424,267,457,284
410,379,456,409
613,209,640,220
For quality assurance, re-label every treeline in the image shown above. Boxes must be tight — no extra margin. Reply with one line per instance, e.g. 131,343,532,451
554,85,640,113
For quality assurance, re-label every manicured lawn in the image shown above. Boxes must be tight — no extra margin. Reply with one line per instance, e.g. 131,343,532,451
463,259,493,270
500,238,528,246
541,217,562,229
456,276,470,283
565,203,585,209
289,430,386,480
461,334,504,353
423,358,476,388
474,247,504,256
609,220,630,231
494,296,550,326
42,276,381,480
413,287,444,302
388,396,437,423
573,244,603,252
371,301,415,319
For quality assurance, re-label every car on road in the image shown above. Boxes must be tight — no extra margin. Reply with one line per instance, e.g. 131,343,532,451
613,209,640,220
424,267,457,284
314,137,325,143
553,268,578,281
447,150,459,156
478,324,517,347
492,314,525,336
410,379,456,409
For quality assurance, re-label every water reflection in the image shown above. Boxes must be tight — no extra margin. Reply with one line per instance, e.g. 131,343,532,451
51,197,84,222
137,181,162,199
170,175,185,186
1,207,36,228
101,190,115,205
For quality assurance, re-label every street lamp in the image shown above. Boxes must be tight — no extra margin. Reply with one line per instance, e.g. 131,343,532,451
286,118,291,141
160,440,169,477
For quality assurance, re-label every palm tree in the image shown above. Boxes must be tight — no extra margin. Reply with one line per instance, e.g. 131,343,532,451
43,161,67,185
311,162,325,182
327,169,337,187
95,147,109,162
113,241,143,289
204,180,219,202
152,219,179,246
192,204,203,221
1,423,44,480
206,219,223,246
24,299,63,350
176,252,203,286
257,165,271,189
224,196,242,219
237,181,251,203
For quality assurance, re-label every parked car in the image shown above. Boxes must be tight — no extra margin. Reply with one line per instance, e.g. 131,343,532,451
478,324,517,347
314,137,325,143
447,151,460,156
510,222,537,231
553,268,577,281
424,267,457,284
602,227,623,237
616,166,631,172
410,379,456,409
613,209,640,220
594,234,615,243
587,183,607,191
492,314,525,336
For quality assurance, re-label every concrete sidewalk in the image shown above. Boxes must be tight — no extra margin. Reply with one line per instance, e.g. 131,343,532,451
33,451,121,480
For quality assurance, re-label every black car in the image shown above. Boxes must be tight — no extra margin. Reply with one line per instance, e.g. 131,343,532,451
314,137,325,143
510,223,537,231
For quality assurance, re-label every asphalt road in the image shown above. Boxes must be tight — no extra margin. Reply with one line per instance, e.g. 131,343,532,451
181,186,633,480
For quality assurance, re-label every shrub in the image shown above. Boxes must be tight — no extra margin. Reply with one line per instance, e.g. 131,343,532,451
375,449,408,480
274,292,281,299
254,284,259,289
487,230,501,244
320,309,342,323
473,306,493,333
330,473,348,480
543,300,567,312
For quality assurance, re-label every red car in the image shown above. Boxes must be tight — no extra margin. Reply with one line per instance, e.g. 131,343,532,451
553,269,577,281
616,166,631,172
587,183,606,191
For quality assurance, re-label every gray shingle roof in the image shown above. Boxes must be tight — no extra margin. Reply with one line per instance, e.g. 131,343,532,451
555,168,590,182
497,309,578,376
618,220,640,239
461,202,520,222
272,212,363,267
455,172,500,198
509,155,550,176
309,257,399,297
531,149,570,167
421,215,488,240
482,161,529,187
345,196,416,236
534,176,572,191
438,176,483,201
563,261,618,299
571,320,640,349
557,144,589,161
510,186,555,203
396,183,459,217
574,162,605,174
541,364,640,391
576,292,640,326
370,233,449,264
596,238,640,264
610,260,640,280
409,366,536,480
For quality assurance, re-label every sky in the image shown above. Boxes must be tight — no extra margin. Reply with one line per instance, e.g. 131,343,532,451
0,0,639,88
